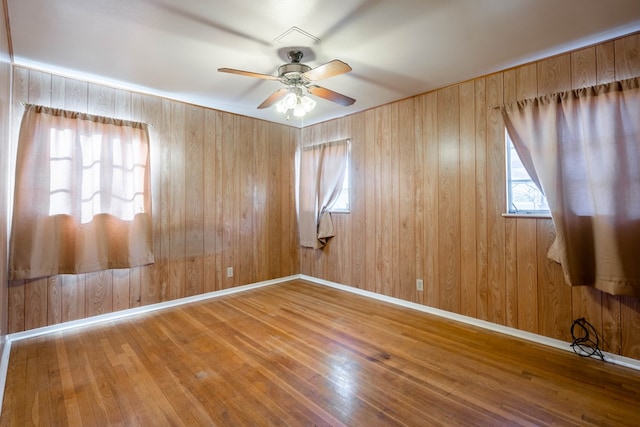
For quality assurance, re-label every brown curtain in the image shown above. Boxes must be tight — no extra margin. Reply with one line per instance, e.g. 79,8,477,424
501,77,640,297
9,104,154,280
296,139,349,249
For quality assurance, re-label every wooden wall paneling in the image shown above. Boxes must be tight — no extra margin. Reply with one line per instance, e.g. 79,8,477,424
413,95,425,303
614,33,640,80
202,109,218,292
237,116,255,285
502,69,518,328
339,118,354,285
28,69,52,106
387,104,400,298
536,54,572,96
571,47,597,88
516,63,538,100
50,75,65,109
286,127,299,276
84,270,113,317
45,276,61,326
253,121,269,282
213,111,226,290
422,92,439,307
601,294,622,354
459,81,477,317
266,123,282,280
504,218,518,328
185,105,205,296
398,99,416,302
88,84,115,116
128,267,141,308
221,113,236,288
516,218,538,333
112,269,130,312
60,275,85,323
620,297,640,359
64,77,88,111
474,79,488,320
437,85,461,313
374,107,390,296
362,109,377,292
114,87,132,119
596,41,616,84
130,93,155,306
169,102,187,299
7,281,24,333
346,114,364,288
536,219,571,341
155,99,172,301
278,126,291,278
485,73,506,325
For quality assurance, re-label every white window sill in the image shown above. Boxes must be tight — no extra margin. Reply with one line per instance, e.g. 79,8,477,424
502,213,552,219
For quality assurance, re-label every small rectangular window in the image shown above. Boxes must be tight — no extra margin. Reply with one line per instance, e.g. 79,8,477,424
506,131,549,215
329,151,350,213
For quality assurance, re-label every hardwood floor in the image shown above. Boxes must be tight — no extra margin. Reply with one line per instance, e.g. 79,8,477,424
3,279,640,426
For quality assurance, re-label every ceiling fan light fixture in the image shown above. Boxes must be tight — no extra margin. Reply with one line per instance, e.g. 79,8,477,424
293,103,306,117
301,95,316,112
283,92,298,109
275,87,316,119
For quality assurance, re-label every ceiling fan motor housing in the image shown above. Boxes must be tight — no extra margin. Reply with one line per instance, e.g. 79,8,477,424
278,63,311,84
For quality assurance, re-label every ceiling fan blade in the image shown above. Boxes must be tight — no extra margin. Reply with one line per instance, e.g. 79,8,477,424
303,60,352,81
307,85,356,106
257,88,290,109
218,68,279,80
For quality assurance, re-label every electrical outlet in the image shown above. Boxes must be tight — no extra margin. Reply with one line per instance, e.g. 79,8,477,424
226,267,234,278
416,279,424,291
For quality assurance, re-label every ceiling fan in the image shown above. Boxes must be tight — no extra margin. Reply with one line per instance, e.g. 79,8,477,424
218,50,356,111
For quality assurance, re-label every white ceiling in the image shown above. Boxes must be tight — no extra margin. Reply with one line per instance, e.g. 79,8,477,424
7,0,640,127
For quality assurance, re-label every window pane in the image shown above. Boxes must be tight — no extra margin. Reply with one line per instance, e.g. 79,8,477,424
507,132,549,214
329,161,350,212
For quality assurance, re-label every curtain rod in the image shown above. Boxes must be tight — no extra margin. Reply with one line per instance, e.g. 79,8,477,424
19,102,154,127
302,138,350,149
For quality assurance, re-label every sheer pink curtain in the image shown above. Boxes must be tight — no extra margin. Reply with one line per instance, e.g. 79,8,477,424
502,77,640,297
296,139,349,249
9,104,154,280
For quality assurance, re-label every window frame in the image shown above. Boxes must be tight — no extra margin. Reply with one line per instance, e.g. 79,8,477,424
505,130,550,216
327,142,351,214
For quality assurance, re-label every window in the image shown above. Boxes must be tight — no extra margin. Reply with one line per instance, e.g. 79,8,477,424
506,131,549,214
296,138,349,248
9,104,154,280
329,160,350,213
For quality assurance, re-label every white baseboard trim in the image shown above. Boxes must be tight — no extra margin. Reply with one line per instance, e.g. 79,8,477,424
299,274,640,372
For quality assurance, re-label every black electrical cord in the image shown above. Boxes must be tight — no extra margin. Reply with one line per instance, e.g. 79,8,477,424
570,317,605,361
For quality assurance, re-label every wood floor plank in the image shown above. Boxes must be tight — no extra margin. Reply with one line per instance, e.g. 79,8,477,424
3,279,640,426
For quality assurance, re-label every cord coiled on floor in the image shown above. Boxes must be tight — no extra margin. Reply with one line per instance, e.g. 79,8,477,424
571,317,605,361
